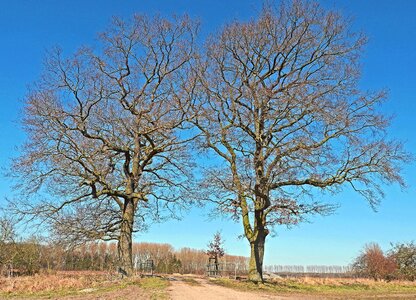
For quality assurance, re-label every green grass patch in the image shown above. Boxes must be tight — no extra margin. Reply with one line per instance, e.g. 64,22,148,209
138,277,169,300
181,277,201,286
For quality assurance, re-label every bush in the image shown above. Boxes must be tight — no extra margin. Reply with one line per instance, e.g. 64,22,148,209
353,243,396,281
390,242,416,281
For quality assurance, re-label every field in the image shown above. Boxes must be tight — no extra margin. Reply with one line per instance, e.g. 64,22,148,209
210,276,416,299
0,271,168,299
1,272,416,299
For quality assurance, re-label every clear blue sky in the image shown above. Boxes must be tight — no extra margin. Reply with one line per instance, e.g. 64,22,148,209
0,0,415,266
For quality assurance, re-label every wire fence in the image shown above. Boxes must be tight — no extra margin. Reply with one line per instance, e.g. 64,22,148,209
206,262,249,278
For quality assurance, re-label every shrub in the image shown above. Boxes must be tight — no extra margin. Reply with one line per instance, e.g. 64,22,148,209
353,243,397,280
390,242,416,281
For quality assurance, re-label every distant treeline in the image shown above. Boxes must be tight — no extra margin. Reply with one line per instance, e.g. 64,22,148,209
0,240,248,276
264,265,352,274
2,238,414,281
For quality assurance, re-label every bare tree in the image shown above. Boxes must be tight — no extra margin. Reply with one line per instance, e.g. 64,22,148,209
11,14,197,276
192,1,409,282
0,216,19,276
390,242,416,281
206,231,225,272
0,217,15,244
353,243,397,281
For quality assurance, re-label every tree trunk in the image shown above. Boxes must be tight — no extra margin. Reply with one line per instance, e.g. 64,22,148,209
118,199,135,277
248,232,266,283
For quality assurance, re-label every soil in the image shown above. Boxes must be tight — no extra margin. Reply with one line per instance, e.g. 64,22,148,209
167,276,290,300
57,275,295,300
62,285,149,300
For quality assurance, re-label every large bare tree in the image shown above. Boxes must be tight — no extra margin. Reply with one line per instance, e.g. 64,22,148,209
192,1,409,282
11,15,197,275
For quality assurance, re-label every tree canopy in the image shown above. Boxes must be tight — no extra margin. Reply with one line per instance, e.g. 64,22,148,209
191,0,408,282
11,14,198,275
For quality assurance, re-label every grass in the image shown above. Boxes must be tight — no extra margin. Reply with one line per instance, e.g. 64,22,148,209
0,282,121,299
0,271,169,299
138,277,169,300
3,272,416,299
181,277,202,286
210,277,416,298
0,271,109,298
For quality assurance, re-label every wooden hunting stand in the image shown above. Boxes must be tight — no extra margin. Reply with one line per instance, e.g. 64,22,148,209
206,256,220,277
139,259,155,276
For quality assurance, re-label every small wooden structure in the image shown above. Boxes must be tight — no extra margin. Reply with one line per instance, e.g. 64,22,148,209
206,256,221,277
139,259,155,276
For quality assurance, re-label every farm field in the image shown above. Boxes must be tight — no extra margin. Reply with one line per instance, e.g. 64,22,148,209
1,272,416,299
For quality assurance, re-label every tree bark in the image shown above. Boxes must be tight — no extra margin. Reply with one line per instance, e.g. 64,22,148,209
248,230,267,283
117,199,135,277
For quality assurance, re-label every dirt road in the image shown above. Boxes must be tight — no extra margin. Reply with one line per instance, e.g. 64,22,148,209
167,277,290,300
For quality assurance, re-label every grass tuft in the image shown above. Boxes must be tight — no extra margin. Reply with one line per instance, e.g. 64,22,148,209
181,278,201,286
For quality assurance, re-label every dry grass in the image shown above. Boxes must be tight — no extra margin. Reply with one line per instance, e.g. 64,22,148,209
0,271,168,299
289,276,416,288
3,272,416,299
210,276,416,298
0,271,111,295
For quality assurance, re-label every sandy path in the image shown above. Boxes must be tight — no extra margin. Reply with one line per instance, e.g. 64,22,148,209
167,277,289,300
